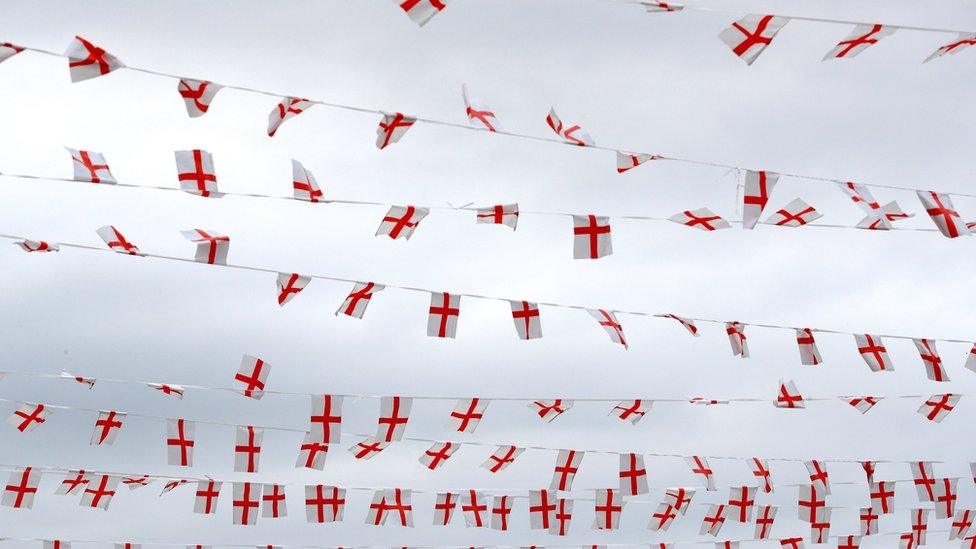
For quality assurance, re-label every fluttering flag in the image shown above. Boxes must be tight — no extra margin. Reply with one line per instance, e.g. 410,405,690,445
60,370,96,389
616,151,659,173
794,328,822,365
309,394,343,444
165,418,195,467
649,502,677,531
699,503,728,535
717,15,789,65
96,225,142,256
232,482,261,525
121,475,150,490
847,396,879,414
376,112,416,149
305,485,344,523
56,470,89,495
950,509,973,539
805,460,831,494
643,1,683,12
267,97,312,137
180,229,229,265
774,379,804,408
475,203,519,229
16,239,59,252
193,480,222,514
910,461,936,502
0,42,24,64
619,453,649,495
375,205,429,240
481,445,523,473
725,321,749,358
967,343,976,374
447,398,488,433
148,383,184,398
913,338,949,381
2,467,40,508
490,495,512,530
65,36,123,83
528,489,555,529
690,397,729,405
233,425,264,473
427,292,460,338
262,483,287,518
728,486,757,522
68,148,116,184
859,506,878,535
837,182,911,230
665,487,695,514
917,190,970,238
925,32,976,62
779,538,804,549
366,488,413,526
870,481,895,514
529,399,574,422
291,159,323,202
509,300,542,340
750,458,773,493
419,441,459,470
798,483,827,523
572,214,612,259
908,509,929,545
663,313,699,336
276,273,310,306
686,456,716,491
459,490,488,527
177,79,221,118
295,431,328,470
934,478,957,519
593,489,624,529
80,474,118,510
755,505,777,539
90,411,125,445
397,0,449,27
765,198,822,227
824,24,895,60
550,449,584,491
175,149,219,198
854,334,892,372
6,403,50,432
918,393,960,422
610,400,650,424
375,396,411,442
589,309,627,348
741,170,778,229
336,282,384,318
549,497,573,535
545,107,594,146
669,208,731,231
462,84,501,131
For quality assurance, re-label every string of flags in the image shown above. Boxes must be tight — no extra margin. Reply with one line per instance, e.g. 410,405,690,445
7,231,976,374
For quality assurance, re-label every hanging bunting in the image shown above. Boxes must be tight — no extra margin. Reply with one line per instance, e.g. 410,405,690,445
461,84,501,131
64,36,123,83
824,24,896,60
375,112,416,149
267,97,312,137
67,148,116,184
717,15,789,65
545,108,594,146
177,79,221,118
174,149,220,198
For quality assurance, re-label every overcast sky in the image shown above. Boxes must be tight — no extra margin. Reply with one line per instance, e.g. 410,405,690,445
0,0,975,547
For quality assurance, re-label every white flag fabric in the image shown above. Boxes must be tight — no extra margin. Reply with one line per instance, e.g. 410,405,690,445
336,282,385,318
546,107,594,146
80,474,119,510
177,78,221,117
291,159,324,202
794,328,822,365
2,467,41,508
276,273,310,306
549,449,584,491
16,239,59,252
427,292,461,338
419,441,459,470
295,431,328,470
725,322,749,358
180,229,229,265
610,400,650,424
765,198,822,227
375,205,429,240
805,460,831,494
65,35,123,82
234,354,271,399
193,480,222,514
376,112,416,149
913,338,949,382
462,84,501,131
174,149,220,198
741,170,778,229
572,215,612,259
685,456,716,491
509,300,542,340
854,334,892,372
925,32,976,62
717,15,789,65
592,489,625,529
267,97,312,137
918,393,960,423
643,1,683,12
447,398,489,433
233,425,264,473
528,489,555,529
308,394,343,444
55,470,89,495
397,0,450,27
917,190,970,238
305,485,345,523
774,379,804,409
375,396,411,442
588,309,627,348
619,453,648,495
459,489,488,527
481,445,523,473
669,208,731,231
475,204,519,229
68,148,116,184
231,482,261,526
261,484,287,518
96,225,142,256
616,151,658,173
165,418,195,467
90,410,125,445
824,24,895,60
529,399,574,422
7,402,51,432
0,42,24,64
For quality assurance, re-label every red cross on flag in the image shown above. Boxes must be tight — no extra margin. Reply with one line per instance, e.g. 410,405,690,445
295,431,328,470
755,505,777,539
235,355,271,399
348,437,389,460
481,445,523,473
96,225,142,256
291,159,323,202
65,36,123,83
854,334,892,372
670,208,731,231
16,239,59,252
232,482,261,525
462,84,501,132
398,0,449,27
934,478,957,519
717,15,789,65
725,322,749,358
549,497,573,536
529,399,574,422
847,396,880,414
766,198,822,227
336,281,385,318
90,410,125,445
857,200,913,230
80,474,118,510
619,453,648,495
572,215,612,259
448,398,488,433
648,503,677,531
685,456,716,491
234,425,264,473
662,313,699,336
529,489,555,530
44,542,69,549
610,400,651,424
276,273,310,306
728,486,757,522
419,441,459,470
309,394,343,444
545,107,594,146
550,449,584,491
750,457,773,493
666,487,694,514
859,506,878,535
433,491,457,525
460,490,488,528
193,480,222,514
910,461,936,502
779,538,805,549
824,24,895,60
166,418,195,467
475,203,519,229
925,32,976,62
742,170,778,229
951,509,973,539
805,460,831,494
913,338,949,381
837,535,860,549
509,300,542,340
376,396,411,442
267,97,312,137
177,79,221,118
59,370,95,389
175,149,219,197
148,383,184,398
967,343,976,374
699,503,728,536
589,309,627,348
376,205,429,240
2,467,40,509
616,151,659,173
0,42,23,64
305,485,344,523
55,470,89,495
120,476,150,490
367,488,413,527
644,1,683,12
909,509,930,545
870,481,895,514
490,495,512,530
794,328,822,365
861,461,876,484
376,112,416,149
690,397,729,405
180,229,230,265
262,483,287,518
592,489,624,529
919,393,960,422
798,483,827,523
7,402,51,432
427,292,460,338
160,479,189,495
68,148,116,184
775,379,804,409
917,191,970,238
